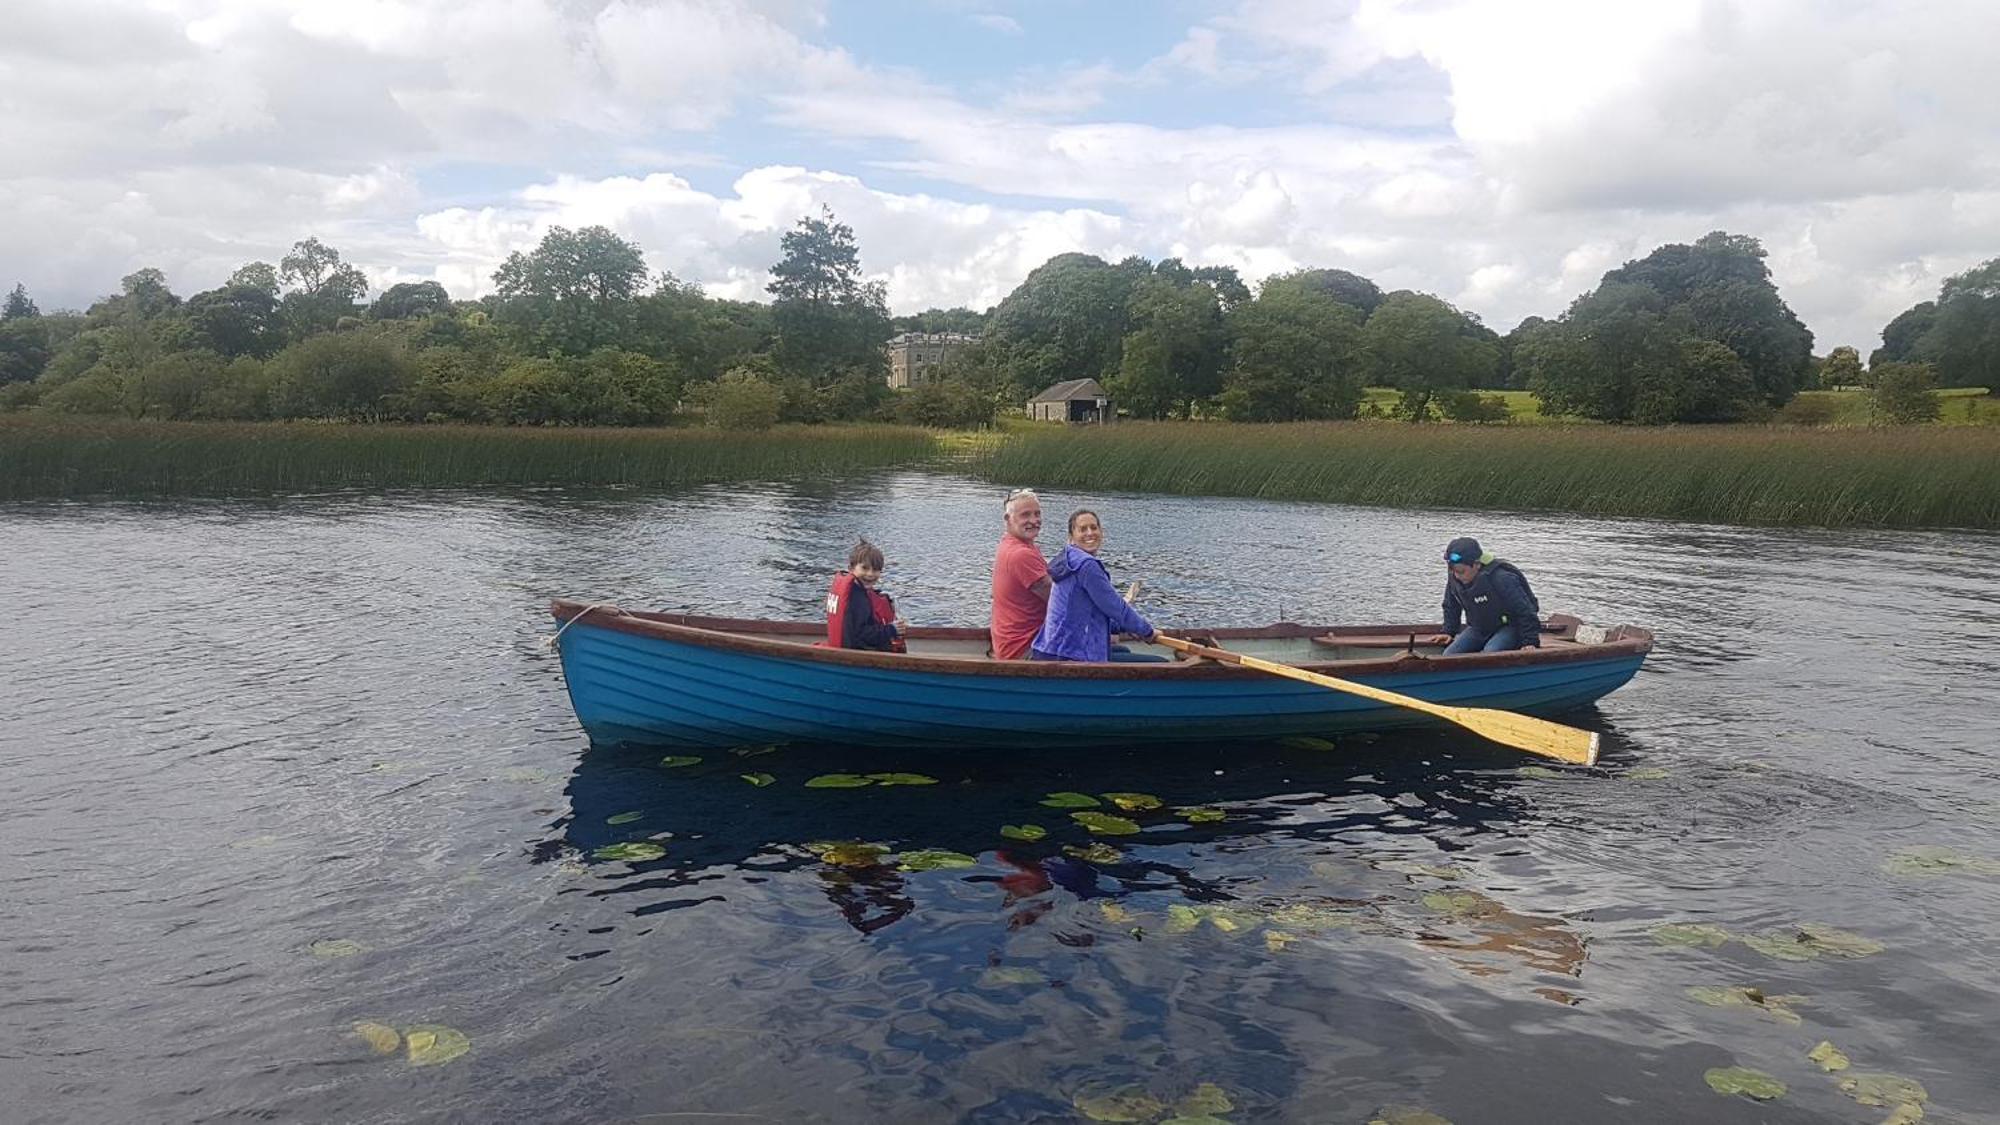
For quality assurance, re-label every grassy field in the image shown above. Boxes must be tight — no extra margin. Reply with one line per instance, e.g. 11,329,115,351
0,416,942,500
971,420,2000,529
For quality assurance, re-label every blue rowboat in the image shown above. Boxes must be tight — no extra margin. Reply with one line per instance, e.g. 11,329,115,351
549,599,1652,752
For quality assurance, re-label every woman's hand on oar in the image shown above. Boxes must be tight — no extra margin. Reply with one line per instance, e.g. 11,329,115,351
1150,634,1598,766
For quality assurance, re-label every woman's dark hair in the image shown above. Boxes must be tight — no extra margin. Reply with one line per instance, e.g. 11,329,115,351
849,539,885,569
1067,509,1100,534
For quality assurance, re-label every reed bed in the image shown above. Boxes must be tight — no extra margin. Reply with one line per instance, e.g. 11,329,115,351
972,421,2000,529
0,417,943,499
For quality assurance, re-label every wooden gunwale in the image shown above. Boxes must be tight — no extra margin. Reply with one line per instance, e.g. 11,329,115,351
550,599,1654,681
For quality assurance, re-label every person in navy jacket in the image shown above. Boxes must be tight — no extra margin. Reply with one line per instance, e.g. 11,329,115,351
1427,536,1542,654
825,539,908,652
1031,510,1161,662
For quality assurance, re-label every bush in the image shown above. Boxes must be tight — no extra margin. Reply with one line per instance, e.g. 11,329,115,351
1869,362,1942,424
893,379,997,428
269,334,413,419
0,380,41,411
1437,390,1509,423
698,369,783,430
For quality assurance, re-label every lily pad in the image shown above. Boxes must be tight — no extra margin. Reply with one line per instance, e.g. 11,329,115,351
1652,922,1731,948
1041,791,1101,808
1741,931,1821,961
1166,904,1253,934
1370,1108,1453,1125
1704,1066,1785,1100
309,938,366,958
593,842,665,862
731,745,781,758
1064,842,1123,863
1071,811,1142,836
352,1021,401,1055
1000,824,1047,841
979,966,1043,986
805,773,874,788
1880,1104,1926,1125
1179,807,1227,823
814,841,889,867
1744,924,1885,961
1624,766,1671,780
1386,861,1465,880
1097,901,1135,923
1808,1040,1851,1072
1175,1083,1234,1116
1837,1073,1928,1108
658,755,702,768
898,849,977,871
1265,930,1298,952
1074,1090,1168,1123
1102,792,1162,811
605,810,643,825
1517,766,1565,779
741,772,775,787
1422,891,1501,918
403,1023,471,1067
1687,985,1805,1025
1797,923,1885,958
1883,845,2000,877
1280,735,1339,751
867,772,938,786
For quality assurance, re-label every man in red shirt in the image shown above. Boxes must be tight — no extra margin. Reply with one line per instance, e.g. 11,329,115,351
990,489,1051,660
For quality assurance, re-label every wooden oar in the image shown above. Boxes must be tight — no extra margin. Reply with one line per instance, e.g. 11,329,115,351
1150,634,1599,766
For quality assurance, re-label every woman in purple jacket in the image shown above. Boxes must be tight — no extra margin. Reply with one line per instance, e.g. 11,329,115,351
1030,510,1162,662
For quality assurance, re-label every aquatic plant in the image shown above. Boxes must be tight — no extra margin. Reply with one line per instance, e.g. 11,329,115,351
970,420,2000,529
0,416,941,499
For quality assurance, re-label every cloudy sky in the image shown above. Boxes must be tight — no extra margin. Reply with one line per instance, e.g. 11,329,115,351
4,0,1997,350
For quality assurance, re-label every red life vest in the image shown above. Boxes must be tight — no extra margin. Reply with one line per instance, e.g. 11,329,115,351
824,572,906,653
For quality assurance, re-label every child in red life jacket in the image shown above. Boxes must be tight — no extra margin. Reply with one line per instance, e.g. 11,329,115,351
825,539,909,653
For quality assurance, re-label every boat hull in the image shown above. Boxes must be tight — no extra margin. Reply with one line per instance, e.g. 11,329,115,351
551,604,1650,751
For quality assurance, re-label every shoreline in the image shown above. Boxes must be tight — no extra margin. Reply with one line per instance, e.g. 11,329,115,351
4,415,1997,530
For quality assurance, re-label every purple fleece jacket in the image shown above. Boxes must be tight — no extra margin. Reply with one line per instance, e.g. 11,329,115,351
1030,544,1155,661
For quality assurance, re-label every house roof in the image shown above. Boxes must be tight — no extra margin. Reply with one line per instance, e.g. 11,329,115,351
1029,378,1108,402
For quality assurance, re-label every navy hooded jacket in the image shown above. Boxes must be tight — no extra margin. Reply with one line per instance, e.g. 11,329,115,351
1031,544,1155,661
1442,558,1541,648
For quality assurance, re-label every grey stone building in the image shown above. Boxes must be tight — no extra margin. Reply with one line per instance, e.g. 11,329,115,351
1027,378,1114,423
885,331,978,389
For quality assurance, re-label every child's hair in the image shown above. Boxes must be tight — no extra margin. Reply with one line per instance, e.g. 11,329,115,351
1068,509,1099,533
849,539,885,570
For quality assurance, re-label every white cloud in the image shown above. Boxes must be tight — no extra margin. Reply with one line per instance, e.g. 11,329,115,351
2,0,1996,354
970,12,1021,35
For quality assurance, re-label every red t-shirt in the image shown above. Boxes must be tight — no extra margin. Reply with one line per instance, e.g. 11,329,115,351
990,534,1050,660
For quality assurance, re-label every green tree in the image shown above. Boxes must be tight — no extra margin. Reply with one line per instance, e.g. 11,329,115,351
1360,291,1497,420
633,275,772,383
186,282,283,358
698,368,783,430
1871,300,1938,368
1284,268,1383,316
1819,345,1865,388
228,262,280,297
891,307,986,335
1112,272,1228,419
493,226,648,357
3,283,39,320
1600,231,1812,407
1921,259,2000,388
766,207,891,383
279,238,369,337
985,253,1144,396
269,333,411,419
1217,277,1365,421
1868,361,1942,423
892,378,996,427
369,280,453,320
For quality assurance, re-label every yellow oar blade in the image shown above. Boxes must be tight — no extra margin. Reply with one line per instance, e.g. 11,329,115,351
1154,634,1600,766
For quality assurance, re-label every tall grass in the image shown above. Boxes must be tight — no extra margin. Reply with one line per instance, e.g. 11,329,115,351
0,417,943,499
972,421,2000,529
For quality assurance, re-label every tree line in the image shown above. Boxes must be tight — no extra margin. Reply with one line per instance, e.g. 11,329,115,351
2,214,1994,429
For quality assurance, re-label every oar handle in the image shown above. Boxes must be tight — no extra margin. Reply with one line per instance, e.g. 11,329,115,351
1156,633,1234,664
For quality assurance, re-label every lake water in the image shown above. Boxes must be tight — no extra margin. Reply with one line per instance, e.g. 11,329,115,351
5,472,1998,1124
